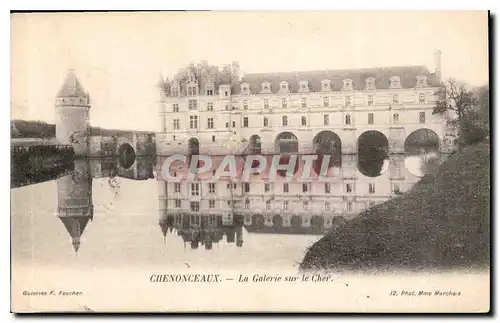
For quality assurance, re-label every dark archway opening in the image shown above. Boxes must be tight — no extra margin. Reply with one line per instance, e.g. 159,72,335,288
252,214,265,229
291,215,302,230
404,128,440,155
274,132,299,177
311,215,325,234
357,131,389,177
272,214,283,229
187,137,201,168
312,131,342,174
118,143,136,169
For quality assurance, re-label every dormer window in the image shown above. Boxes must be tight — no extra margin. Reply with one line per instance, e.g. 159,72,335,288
187,85,197,96
321,79,331,91
205,84,214,96
261,82,271,93
171,84,179,97
390,76,401,89
279,81,289,92
416,75,427,88
240,83,250,95
365,77,375,90
299,81,309,93
342,79,353,90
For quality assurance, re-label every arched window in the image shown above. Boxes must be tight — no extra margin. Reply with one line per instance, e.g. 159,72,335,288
393,113,399,124
301,116,307,126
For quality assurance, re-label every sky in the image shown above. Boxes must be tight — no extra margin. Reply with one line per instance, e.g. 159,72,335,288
11,11,489,131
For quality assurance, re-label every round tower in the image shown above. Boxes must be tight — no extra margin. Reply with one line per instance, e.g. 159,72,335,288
57,160,94,253
55,69,91,156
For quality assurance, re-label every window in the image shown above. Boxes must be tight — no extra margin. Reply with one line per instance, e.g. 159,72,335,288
243,100,248,109
207,117,214,129
264,183,270,192
227,200,232,207
232,121,236,128
282,98,287,109
245,199,250,209
189,116,198,129
173,135,176,141
325,202,331,211
283,200,289,210
281,83,287,90
345,114,351,125
345,96,351,106
244,182,250,193
173,103,179,112
419,93,425,104
283,183,289,193
212,135,215,142
175,199,181,208
225,104,229,110
187,86,196,96
266,200,271,210
369,183,375,194
301,98,307,108
243,117,249,128
323,97,329,108
393,183,401,194
393,113,399,124
225,122,229,128
173,119,180,130
324,114,330,126
303,201,309,210
393,94,399,104
419,112,426,124
325,183,331,194
368,95,374,106
171,87,179,97
174,183,181,193
346,183,353,193
263,117,269,127
206,102,213,111
191,183,199,196
302,184,308,193
282,116,288,126
224,91,228,97
208,183,215,193
190,201,200,212
368,113,374,125
188,100,198,110
347,201,353,212
209,200,215,208
206,87,214,96
301,116,307,126
264,99,269,109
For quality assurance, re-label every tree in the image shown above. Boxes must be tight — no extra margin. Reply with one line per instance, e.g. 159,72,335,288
433,79,489,146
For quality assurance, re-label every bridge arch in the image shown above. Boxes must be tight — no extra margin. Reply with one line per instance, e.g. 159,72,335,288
357,130,389,178
248,135,262,154
274,132,298,154
404,128,440,155
312,130,342,172
118,142,136,169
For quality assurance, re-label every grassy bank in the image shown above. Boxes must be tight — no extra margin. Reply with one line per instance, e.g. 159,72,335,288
300,142,490,271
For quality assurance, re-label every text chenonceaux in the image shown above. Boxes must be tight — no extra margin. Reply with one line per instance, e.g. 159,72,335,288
150,274,221,283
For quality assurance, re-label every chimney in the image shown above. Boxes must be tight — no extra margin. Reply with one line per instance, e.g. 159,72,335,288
434,50,442,81
231,61,240,81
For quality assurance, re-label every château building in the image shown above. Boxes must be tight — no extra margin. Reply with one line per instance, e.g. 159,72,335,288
155,51,456,233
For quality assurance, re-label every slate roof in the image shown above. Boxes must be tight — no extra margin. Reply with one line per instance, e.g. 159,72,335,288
234,65,440,94
57,69,87,98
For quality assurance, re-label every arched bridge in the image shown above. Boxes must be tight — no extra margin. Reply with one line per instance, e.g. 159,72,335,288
89,130,155,158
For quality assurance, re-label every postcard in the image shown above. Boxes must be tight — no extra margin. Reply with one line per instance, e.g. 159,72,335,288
10,11,490,313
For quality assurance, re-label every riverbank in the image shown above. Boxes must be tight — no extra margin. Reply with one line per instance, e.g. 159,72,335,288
300,141,490,271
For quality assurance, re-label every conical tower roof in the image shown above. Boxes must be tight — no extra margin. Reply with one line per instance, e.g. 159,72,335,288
59,216,91,253
57,69,87,98
156,73,166,89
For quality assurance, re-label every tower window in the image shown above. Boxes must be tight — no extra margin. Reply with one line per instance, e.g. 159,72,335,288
243,117,249,128
263,117,269,127
345,96,352,106
266,200,271,210
282,98,287,109
244,182,250,193
174,183,181,193
346,183,353,193
323,97,329,107
369,183,375,194
243,100,248,109
208,183,215,193
301,116,307,126
283,183,289,193
264,183,270,192
302,184,308,193
212,135,215,142
283,200,289,210
393,94,399,104
282,116,288,126
393,113,399,124
191,183,199,196
301,98,307,108
325,183,331,193
368,95,374,106
264,99,269,109
209,200,215,208
175,199,181,208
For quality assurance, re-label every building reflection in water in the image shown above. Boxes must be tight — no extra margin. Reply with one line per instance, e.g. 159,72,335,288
56,157,155,253
158,151,448,250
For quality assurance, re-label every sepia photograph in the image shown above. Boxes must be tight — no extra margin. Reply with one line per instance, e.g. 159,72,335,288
10,11,490,313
